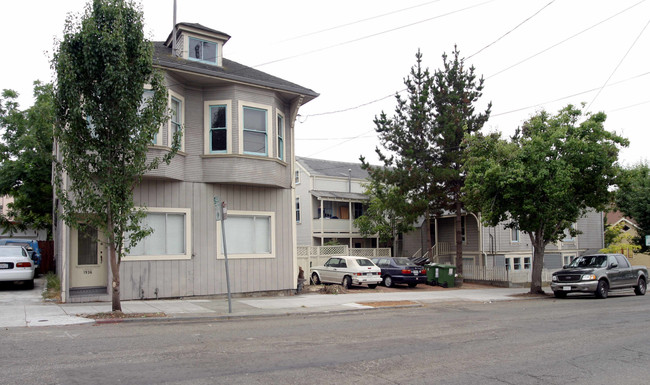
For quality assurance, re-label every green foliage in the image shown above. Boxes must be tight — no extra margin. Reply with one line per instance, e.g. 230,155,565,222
615,162,650,251
52,0,177,310
463,104,627,292
0,82,55,237
42,271,62,301
364,48,490,270
354,178,416,254
600,222,640,254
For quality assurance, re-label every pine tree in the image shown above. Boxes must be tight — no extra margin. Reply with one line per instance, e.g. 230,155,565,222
431,46,491,273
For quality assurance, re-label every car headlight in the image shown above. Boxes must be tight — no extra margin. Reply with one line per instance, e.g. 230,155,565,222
581,274,596,281
552,276,557,282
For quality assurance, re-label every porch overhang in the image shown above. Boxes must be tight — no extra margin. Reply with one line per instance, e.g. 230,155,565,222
310,190,368,202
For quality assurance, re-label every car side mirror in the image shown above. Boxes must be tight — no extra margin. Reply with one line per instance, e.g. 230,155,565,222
609,262,618,269
563,265,568,269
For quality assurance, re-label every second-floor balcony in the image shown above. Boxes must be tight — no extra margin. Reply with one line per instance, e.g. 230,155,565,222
310,191,368,236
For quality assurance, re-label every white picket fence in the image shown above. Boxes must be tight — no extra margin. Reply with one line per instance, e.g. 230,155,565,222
297,245,391,277
462,264,557,285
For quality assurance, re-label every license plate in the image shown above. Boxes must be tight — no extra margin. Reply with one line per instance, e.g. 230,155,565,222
563,286,571,291
0,263,8,269
413,270,419,275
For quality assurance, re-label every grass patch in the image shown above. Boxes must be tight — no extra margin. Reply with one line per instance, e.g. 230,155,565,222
42,272,61,301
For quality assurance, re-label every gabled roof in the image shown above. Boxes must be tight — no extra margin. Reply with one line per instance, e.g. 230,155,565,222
153,42,319,100
296,157,369,179
164,23,231,45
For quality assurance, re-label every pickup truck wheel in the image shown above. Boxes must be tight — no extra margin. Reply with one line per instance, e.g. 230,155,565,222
553,291,567,298
342,276,352,289
310,273,320,285
595,280,609,299
634,277,646,296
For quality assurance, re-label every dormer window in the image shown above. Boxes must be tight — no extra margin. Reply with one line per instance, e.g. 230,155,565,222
189,37,217,64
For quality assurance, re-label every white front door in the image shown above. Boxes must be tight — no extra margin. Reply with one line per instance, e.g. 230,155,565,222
70,225,108,288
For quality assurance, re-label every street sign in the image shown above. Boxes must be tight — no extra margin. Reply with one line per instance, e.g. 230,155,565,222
214,196,222,221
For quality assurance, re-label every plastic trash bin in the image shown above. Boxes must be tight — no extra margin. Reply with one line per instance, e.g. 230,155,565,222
427,264,456,287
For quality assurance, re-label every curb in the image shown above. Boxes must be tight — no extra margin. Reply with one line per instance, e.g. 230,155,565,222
89,302,424,325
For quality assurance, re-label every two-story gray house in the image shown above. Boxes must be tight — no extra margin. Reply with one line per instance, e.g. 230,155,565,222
295,157,378,248
402,210,605,270
54,23,318,302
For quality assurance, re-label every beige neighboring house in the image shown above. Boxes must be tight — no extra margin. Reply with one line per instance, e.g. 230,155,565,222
54,22,318,303
606,210,640,239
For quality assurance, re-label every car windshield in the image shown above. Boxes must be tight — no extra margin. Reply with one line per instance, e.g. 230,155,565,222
568,256,607,268
0,247,24,257
393,258,413,266
356,258,374,267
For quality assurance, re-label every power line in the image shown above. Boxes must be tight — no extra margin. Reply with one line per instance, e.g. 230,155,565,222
491,71,650,117
486,0,646,80
251,0,495,69
279,0,443,43
586,16,650,112
467,0,556,60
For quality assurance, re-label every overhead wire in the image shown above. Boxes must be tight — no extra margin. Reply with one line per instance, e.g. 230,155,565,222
279,0,444,43
485,0,646,80
585,16,650,112
250,0,496,69
466,0,556,60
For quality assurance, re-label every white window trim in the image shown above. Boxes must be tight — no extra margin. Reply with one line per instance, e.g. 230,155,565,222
295,170,301,184
204,100,232,154
217,210,275,259
143,84,163,146
184,35,223,66
511,227,520,243
122,207,192,261
168,89,185,152
563,223,577,242
238,101,273,156
277,110,285,161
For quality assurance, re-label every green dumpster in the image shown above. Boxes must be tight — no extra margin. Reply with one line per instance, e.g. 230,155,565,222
427,264,456,287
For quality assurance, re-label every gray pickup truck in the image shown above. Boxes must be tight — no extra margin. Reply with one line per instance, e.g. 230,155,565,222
551,253,647,299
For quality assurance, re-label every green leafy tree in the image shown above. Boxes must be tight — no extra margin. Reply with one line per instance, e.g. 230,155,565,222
52,0,177,311
600,222,640,255
354,178,417,257
615,162,650,252
463,105,627,294
0,82,55,237
431,46,490,273
362,50,440,258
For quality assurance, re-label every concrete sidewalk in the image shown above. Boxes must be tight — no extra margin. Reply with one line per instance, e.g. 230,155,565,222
0,279,532,328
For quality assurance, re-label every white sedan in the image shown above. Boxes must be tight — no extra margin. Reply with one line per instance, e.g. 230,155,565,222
0,245,35,289
310,256,382,289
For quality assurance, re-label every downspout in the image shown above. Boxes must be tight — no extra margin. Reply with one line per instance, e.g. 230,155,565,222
289,96,304,287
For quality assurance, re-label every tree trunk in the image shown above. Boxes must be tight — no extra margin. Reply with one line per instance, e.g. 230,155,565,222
455,200,463,275
529,233,546,294
107,215,122,312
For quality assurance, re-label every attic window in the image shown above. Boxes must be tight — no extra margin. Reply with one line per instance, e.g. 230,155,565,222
189,37,217,64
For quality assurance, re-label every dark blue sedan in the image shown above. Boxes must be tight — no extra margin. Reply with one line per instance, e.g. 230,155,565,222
370,257,427,288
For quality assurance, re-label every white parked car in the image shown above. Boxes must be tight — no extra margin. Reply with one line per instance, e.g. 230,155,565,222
310,256,382,289
0,245,35,289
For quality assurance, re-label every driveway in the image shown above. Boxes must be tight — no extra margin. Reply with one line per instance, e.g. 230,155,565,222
0,277,93,328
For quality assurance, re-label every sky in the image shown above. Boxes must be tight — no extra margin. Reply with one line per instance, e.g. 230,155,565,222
1,0,649,167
